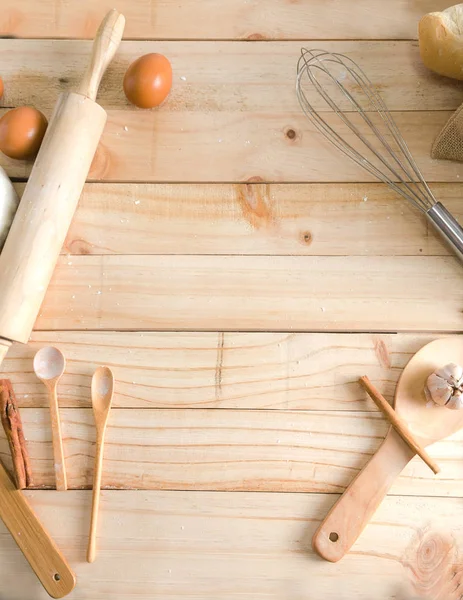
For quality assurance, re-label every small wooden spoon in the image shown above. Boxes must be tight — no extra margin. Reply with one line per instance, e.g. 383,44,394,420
33,346,67,491
87,366,114,563
313,337,463,562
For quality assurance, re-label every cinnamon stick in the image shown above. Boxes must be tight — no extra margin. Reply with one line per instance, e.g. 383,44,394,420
0,379,33,488
359,376,440,475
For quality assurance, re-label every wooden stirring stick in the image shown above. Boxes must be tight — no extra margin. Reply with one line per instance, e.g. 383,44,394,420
88,366,114,563
359,376,440,475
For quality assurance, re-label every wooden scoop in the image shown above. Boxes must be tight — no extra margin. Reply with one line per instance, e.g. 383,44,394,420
313,337,463,562
34,347,67,491
87,366,114,563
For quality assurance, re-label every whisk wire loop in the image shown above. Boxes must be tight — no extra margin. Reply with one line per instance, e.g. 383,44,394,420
296,49,437,213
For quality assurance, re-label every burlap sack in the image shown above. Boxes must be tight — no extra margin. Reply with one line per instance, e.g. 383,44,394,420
432,101,463,162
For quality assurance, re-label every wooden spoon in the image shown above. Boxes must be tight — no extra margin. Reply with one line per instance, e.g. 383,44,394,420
87,366,114,563
313,337,463,562
33,346,67,491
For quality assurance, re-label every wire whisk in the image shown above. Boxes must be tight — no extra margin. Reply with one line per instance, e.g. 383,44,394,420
296,48,463,265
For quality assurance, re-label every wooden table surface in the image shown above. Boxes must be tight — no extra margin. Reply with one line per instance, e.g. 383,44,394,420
1,2,463,599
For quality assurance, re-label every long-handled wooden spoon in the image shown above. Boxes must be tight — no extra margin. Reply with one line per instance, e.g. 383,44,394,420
87,366,114,563
33,346,67,491
313,337,463,562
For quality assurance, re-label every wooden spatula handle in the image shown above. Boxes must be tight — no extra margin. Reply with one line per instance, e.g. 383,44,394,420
312,429,415,562
0,461,75,598
78,9,125,101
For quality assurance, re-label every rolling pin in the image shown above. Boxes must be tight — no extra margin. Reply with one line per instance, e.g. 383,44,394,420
0,9,125,598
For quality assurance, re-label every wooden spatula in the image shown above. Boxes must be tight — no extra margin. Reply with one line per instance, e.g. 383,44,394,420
313,337,463,562
0,462,75,597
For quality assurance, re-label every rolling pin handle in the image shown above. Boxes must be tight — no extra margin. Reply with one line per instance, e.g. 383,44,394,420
78,9,126,101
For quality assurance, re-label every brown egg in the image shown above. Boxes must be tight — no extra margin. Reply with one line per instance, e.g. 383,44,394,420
0,77,3,100
123,53,172,108
0,106,48,160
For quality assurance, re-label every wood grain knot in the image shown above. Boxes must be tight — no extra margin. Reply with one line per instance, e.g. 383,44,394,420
66,238,92,255
89,143,112,180
286,128,297,140
236,181,275,230
373,336,391,370
245,176,264,184
402,529,462,599
245,33,266,40
300,231,313,246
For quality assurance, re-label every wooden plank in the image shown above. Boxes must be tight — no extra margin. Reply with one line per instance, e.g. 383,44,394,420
1,331,439,410
13,182,461,257
0,407,462,494
2,110,460,183
1,41,461,113
1,490,461,599
33,255,463,332
0,1,447,40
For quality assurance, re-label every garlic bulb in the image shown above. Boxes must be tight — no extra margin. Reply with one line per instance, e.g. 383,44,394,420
425,363,463,410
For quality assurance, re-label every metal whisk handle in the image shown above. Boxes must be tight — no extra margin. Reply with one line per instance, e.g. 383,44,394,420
426,202,463,264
